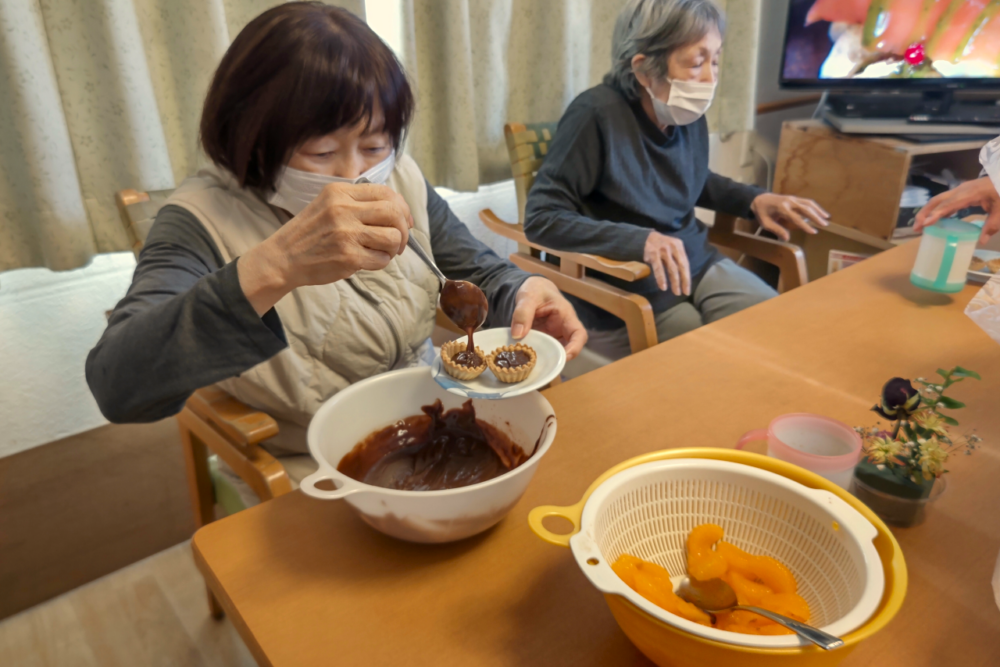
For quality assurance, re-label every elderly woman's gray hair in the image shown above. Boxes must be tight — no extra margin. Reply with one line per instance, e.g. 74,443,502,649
605,0,725,100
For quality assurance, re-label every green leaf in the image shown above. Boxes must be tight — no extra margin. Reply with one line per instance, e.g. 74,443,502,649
940,414,959,426
903,422,919,441
936,396,966,409
936,368,952,380
952,367,981,380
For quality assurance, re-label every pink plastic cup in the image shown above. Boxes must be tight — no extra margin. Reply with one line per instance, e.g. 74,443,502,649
736,413,862,489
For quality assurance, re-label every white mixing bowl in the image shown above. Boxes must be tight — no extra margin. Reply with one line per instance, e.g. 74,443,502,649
301,366,557,543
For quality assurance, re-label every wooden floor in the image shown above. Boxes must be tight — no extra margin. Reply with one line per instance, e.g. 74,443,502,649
0,542,256,667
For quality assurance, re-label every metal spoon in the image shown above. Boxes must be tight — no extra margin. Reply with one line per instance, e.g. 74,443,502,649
407,235,447,285
406,236,488,334
675,576,845,650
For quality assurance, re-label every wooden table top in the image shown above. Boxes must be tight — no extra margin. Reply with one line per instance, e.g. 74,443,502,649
193,242,1000,667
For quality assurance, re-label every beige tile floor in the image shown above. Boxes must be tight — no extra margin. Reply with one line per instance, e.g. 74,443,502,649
0,542,255,667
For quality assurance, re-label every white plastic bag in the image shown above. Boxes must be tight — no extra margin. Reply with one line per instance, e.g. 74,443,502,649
966,274,1000,344
972,137,1000,611
980,136,1000,194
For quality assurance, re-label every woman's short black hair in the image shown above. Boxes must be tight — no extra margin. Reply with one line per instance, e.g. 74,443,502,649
200,2,414,191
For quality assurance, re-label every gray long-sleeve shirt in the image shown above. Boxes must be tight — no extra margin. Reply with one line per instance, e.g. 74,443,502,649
86,181,531,423
524,83,764,330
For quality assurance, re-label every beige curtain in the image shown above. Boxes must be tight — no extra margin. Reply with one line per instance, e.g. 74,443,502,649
0,0,364,273
707,0,763,185
401,0,762,192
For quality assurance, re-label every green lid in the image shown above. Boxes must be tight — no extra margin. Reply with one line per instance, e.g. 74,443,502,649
923,218,981,241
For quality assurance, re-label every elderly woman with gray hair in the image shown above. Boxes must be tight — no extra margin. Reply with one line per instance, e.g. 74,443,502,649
524,0,829,360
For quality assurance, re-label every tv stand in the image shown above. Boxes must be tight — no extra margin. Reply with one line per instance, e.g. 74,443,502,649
773,120,989,280
827,90,954,119
824,90,1000,134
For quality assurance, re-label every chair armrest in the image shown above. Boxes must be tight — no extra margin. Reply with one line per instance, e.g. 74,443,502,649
187,386,279,448
709,213,808,292
480,208,650,282
511,253,658,354
176,406,292,502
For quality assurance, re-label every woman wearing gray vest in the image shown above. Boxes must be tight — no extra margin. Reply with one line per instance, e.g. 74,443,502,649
524,0,829,361
86,3,586,458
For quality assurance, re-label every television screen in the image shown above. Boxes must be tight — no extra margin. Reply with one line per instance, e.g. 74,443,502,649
781,0,1000,86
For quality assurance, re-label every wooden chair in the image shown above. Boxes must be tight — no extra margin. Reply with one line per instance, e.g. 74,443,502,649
116,189,296,618
479,122,808,355
115,188,467,616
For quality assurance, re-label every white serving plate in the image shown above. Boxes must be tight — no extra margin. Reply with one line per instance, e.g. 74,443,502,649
431,327,566,400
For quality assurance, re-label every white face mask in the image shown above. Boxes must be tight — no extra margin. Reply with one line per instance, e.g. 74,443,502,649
645,78,716,127
268,151,396,215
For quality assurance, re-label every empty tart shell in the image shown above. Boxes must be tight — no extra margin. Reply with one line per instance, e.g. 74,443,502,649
440,339,487,381
487,344,537,383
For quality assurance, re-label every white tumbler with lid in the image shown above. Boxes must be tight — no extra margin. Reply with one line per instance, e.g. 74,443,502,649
910,218,980,293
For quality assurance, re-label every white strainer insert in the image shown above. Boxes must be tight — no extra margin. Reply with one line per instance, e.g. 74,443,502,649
570,459,884,649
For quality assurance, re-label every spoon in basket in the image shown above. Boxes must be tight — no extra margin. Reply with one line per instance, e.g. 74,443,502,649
675,576,845,651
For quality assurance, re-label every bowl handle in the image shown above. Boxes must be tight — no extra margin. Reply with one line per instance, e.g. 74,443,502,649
299,470,362,500
527,501,584,547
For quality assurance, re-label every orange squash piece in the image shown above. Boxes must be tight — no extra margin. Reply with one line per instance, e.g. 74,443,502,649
716,541,755,575
610,552,644,589
716,541,797,594
686,523,728,581
612,523,810,637
611,554,711,625
633,570,681,612
722,569,773,607
749,555,797,595
715,542,753,577
673,597,713,625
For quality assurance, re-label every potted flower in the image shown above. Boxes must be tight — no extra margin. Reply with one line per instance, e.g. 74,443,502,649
852,367,983,527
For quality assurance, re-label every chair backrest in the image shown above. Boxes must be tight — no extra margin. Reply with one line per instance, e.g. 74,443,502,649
503,122,558,224
114,188,174,257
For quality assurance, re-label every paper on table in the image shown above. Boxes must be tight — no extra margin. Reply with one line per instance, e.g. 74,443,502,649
981,136,1000,194
966,273,1000,344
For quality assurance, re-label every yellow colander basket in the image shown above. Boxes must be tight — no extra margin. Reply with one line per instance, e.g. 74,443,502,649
528,448,907,667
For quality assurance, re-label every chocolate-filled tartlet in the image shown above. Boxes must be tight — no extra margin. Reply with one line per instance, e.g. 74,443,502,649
438,279,489,381
487,343,537,383
441,339,487,380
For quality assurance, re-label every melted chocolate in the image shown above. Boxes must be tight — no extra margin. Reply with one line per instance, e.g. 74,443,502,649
452,350,483,367
337,400,530,491
440,280,488,352
493,349,531,369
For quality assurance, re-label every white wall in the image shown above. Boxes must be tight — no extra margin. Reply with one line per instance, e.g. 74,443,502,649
0,252,136,457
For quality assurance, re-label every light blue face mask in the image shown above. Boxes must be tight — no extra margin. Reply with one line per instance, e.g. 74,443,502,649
268,151,396,215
